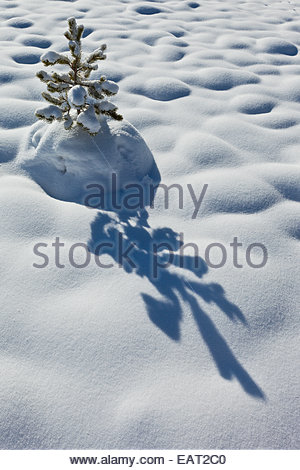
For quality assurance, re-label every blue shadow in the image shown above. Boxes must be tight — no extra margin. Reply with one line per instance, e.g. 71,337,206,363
88,203,265,400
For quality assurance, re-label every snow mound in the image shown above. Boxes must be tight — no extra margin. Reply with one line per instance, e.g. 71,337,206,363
153,45,185,62
145,77,190,100
257,38,298,56
231,94,277,114
17,118,157,205
175,131,241,169
216,35,254,50
195,67,260,90
125,76,191,101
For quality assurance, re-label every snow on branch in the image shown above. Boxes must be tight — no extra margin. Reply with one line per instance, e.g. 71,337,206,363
35,105,63,122
41,51,70,66
77,106,100,135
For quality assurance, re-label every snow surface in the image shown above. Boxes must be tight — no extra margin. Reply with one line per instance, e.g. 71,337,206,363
18,118,157,202
0,0,299,450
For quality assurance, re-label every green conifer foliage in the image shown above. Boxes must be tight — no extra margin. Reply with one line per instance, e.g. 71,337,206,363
35,17,122,135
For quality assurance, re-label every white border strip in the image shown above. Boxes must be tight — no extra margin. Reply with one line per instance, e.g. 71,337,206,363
0,450,298,469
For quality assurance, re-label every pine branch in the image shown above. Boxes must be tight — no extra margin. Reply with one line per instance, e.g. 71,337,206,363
68,17,77,39
41,51,70,66
77,24,84,41
102,109,123,121
64,31,72,41
63,114,73,130
41,92,65,106
47,81,70,93
81,63,98,79
86,45,107,64
35,105,63,122
87,87,104,100
51,72,72,84
36,70,52,83
69,40,81,59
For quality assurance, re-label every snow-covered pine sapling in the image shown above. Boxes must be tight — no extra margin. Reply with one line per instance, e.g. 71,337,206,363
35,17,122,135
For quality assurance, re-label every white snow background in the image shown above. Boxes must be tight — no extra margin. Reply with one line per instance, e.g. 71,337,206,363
0,0,299,449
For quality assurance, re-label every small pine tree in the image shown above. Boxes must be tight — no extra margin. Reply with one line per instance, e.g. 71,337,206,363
35,17,122,135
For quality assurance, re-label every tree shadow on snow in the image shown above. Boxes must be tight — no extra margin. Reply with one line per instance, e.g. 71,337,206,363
88,206,265,400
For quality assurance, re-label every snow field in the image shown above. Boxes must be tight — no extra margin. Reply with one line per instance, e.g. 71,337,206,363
0,0,299,449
